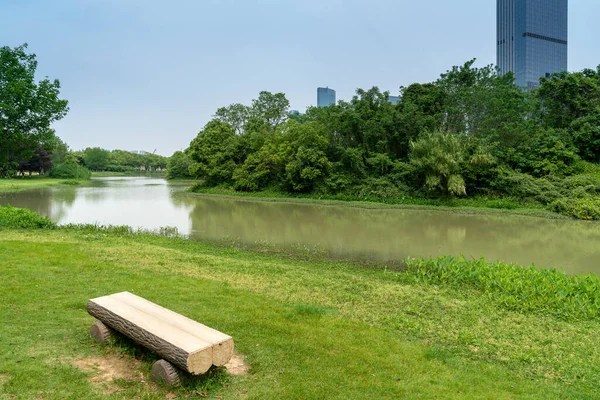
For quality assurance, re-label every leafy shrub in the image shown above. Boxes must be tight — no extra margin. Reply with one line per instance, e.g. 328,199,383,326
549,197,600,220
0,205,55,229
572,160,600,177
410,132,494,197
406,256,600,320
558,174,600,193
322,169,354,194
355,177,409,199
49,162,92,179
490,167,561,204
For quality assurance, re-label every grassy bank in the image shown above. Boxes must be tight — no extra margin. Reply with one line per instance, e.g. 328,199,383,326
189,185,561,219
0,177,84,193
2,206,600,399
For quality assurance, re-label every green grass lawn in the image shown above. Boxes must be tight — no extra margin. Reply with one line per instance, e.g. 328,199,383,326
0,177,83,192
2,222,600,399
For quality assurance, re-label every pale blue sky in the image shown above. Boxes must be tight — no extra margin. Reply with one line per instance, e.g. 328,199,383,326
2,0,599,156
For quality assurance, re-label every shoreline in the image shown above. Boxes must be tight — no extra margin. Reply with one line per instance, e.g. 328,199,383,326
186,186,564,220
0,177,85,193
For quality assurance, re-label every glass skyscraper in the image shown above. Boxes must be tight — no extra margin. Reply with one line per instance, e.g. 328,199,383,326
317,87,336,107
497,0,568,90
388,95,400,106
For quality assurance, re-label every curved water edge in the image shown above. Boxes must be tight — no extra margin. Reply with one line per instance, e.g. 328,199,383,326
1,176,599,275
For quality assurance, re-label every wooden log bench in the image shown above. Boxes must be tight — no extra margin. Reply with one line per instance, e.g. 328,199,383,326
86,291,234,386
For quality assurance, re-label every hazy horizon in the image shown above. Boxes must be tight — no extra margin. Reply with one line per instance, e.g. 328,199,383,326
2,0,599,156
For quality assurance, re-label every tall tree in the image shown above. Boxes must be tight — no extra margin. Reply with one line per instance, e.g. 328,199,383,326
436,59,532,147
188,120,241,185
537,68,600,129
247,91,290,132
214,103,250,135
83,147,110,171
0,44,69,177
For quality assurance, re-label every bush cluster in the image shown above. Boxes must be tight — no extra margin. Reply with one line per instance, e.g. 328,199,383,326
48,162,92,179
0,205,55,229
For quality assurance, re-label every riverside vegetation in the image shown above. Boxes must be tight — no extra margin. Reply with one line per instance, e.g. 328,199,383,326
168,61,600,220
2,204,600,399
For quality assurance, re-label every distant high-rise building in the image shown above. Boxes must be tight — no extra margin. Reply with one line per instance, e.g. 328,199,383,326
388,95,400,105
317,87,336,107
497,0,568,90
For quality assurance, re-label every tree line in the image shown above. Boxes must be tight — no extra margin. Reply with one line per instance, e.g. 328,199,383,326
72,148,168,172
169,60,600,219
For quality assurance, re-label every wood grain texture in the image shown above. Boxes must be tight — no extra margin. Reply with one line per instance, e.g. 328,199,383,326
89,321,114,344
112,292,234,366
87,297,213,374
151,359,182,387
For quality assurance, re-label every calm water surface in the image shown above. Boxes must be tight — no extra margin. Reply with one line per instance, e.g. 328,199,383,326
2,177,600,275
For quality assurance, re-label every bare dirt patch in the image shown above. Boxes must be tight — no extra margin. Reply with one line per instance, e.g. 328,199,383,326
0,374,11,385
73,355,143,391
225,354,249,376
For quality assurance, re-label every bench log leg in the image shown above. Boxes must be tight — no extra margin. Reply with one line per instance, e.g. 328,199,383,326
151,359,183,387
90,321,115,344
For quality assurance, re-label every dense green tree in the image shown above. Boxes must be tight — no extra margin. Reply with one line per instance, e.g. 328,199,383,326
0,44,69,177
503,128,579,177
18,147,52,175
436,60,532,147
214,103,250,135
188,120,241,185
572,111,600,162
83,147,110,171
537,68,600,129
48,136,70,165
396,83,446,150
283,121,331,192
246,91,290,132
233,134,287,191
166,151,195,179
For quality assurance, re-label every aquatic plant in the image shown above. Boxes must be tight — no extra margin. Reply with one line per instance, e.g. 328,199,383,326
406,256,600,320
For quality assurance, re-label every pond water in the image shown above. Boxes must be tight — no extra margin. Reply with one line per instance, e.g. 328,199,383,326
2,176,600,275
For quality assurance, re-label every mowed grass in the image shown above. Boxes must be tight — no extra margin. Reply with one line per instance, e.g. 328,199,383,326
1,229,600,399
0,177,82,192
